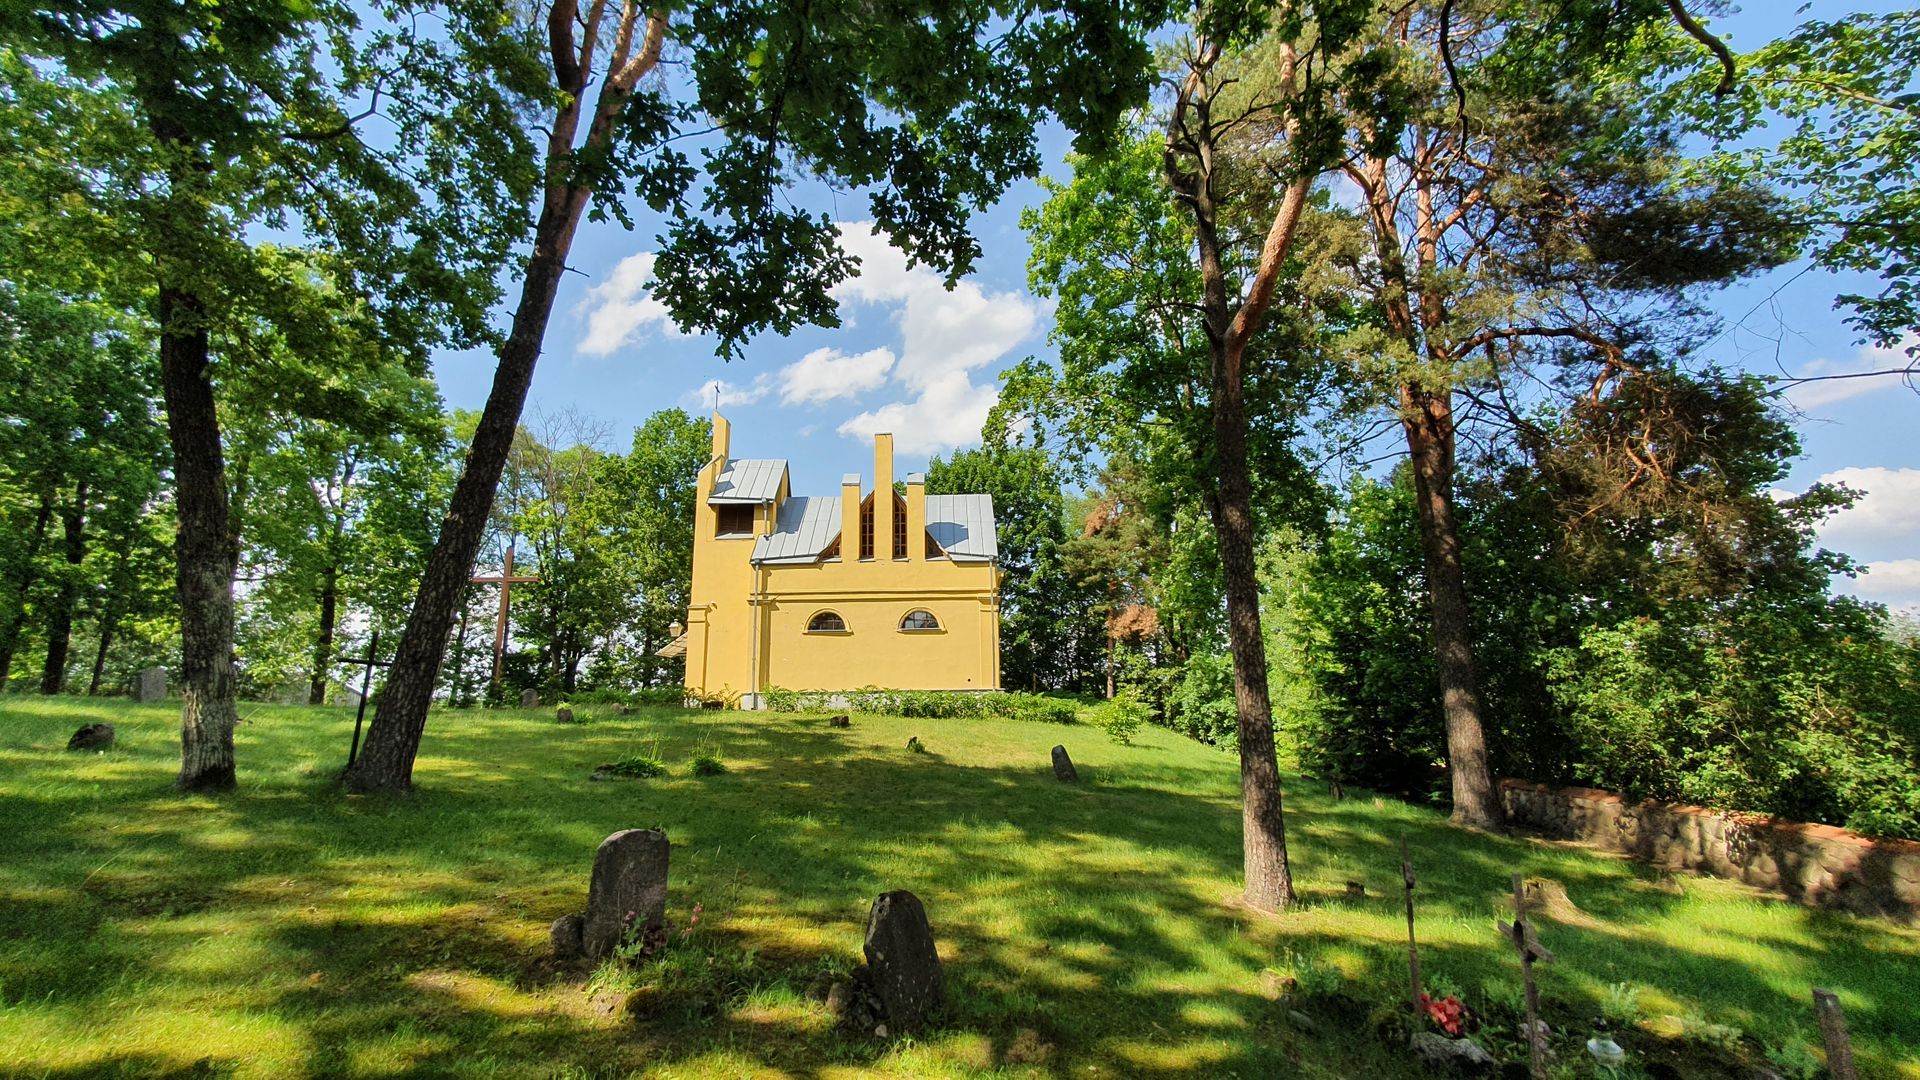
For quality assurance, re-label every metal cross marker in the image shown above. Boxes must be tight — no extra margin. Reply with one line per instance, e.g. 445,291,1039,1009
470,541,539,688
342,630,391,769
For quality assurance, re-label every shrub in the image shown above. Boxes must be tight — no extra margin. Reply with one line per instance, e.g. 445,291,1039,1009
600,754,667,779
688,751,727,776
759,687,1082,723
1092,688,1149,745
1164,652,1240,750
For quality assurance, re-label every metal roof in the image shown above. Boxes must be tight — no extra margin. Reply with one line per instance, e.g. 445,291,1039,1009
751,496,843,564
709,458,786,504
926,494,997,562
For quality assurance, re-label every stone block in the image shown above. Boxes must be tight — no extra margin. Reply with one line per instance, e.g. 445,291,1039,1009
863,890,945,1032
581,828,669,959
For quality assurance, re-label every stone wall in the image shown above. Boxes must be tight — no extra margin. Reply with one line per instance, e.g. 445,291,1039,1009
1499,779,1920,923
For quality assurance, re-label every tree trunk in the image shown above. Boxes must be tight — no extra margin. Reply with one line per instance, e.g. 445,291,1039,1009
309,563,339,704
40,480,89,694
344,195,586,792
87,541,134,696
1401,385,1504,831
88,610,117,696
1211,339,1296,912
159,284,241,792
0,495,54,684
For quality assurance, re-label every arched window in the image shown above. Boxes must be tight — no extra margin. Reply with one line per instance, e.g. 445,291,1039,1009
806,611,848,633
898,610,940,632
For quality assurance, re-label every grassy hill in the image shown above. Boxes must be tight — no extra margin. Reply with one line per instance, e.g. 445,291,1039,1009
2,696,1915,1078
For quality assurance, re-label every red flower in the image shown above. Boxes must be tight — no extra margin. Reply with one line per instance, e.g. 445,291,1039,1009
1419,992,1468,1036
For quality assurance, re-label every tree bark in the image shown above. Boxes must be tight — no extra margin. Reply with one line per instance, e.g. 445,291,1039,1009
1401,385,1504,830
0,495,54,684
1162,39,1311,913
1211,341,1297,912
309,563,339,704
1349,134,1507,832
159,284,241,792
39,480,89,694
344,196,586,791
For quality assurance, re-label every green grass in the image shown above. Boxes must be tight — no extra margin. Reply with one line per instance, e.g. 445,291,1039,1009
2,695,1915,1079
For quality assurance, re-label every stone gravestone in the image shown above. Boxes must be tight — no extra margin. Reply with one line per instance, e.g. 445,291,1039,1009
66,723,115,751
575,828,670,959
135,667,166,702
520,688,540,708
863,890,945,1033
1051,745,1079,783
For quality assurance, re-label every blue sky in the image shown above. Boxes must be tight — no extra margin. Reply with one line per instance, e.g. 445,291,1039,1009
432,3,1919,609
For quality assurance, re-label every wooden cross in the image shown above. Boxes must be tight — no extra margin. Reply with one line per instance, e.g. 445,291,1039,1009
1401,836,1422,1027
471,541,538,688
1499,874,1555,1080
342,630,390,769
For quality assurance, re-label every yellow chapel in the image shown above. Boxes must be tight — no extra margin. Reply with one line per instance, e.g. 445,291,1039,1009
669,413,1001,706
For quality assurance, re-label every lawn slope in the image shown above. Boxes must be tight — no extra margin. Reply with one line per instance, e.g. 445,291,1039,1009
2,696,1914,1078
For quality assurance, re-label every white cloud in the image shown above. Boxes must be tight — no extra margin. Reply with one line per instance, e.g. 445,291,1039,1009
679,375,773,411
831,222,1039,392
777,346,896,406
1810,467,1920,561
1834,560,1920,612
1782,335,1917,410
837,371,1000,457
576,252,683,356
818,222,1040,454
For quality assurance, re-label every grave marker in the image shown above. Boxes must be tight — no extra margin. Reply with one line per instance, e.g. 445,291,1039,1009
863,890,945,1032
580,828,670,959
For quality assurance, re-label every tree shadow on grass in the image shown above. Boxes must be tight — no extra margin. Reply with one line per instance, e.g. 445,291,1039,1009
3,699,1916,1077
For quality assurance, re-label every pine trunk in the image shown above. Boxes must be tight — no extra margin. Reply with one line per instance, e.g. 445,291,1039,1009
1401,385,1504,831
159,285,240,792
1212,340,1295,912
39,481,89,695
309,564,339,705
0,495,54,684
344,196,585,792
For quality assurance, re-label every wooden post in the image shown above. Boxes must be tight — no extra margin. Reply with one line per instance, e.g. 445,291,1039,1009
1812,988,1858,1080
1500,873,1553,1080
1401,836,1421,1027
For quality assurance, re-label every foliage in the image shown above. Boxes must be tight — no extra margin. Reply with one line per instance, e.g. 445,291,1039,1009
1091,688,1149,745
762,687,1081,725
926,446,1092,691
1164,653,1244,753
687,751,727,777
1656,11,1920,349
1295,443,1920,838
